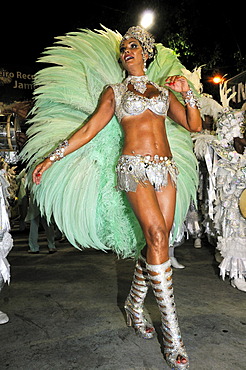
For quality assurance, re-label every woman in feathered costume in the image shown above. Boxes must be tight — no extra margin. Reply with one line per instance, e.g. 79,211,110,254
23,26,202,369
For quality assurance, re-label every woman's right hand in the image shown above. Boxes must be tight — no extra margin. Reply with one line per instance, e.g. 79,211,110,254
32,158,53,185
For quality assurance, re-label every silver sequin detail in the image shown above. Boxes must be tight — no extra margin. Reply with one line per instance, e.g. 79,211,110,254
116,154,179,192
108,81,169,122
48,140,69,162
183,89,200,109
122,91,169,118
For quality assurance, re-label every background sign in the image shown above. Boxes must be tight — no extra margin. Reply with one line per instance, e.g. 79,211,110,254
0,66,36,104
227,71,246,110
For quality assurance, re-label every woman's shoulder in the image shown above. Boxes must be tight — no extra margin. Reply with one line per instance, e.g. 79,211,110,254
105,82,126,99
106,81,125,89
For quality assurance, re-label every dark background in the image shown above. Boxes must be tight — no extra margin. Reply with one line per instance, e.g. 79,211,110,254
1,0,245,96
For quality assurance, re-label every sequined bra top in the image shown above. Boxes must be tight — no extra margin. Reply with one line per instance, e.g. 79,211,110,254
108,80,170,123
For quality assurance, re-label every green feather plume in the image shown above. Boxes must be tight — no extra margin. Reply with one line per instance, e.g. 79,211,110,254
21,27,198,257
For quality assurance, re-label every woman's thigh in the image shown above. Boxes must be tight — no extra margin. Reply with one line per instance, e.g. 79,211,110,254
126,179,176,263
126,179,176,232
126,182,165,234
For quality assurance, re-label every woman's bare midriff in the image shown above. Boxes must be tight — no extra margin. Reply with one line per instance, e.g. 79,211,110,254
121,110,172,158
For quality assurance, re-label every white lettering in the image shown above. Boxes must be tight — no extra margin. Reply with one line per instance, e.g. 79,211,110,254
232,85,237,103
237,82,246,103
0,70,14,78
13,80,34,89
16,71,34,80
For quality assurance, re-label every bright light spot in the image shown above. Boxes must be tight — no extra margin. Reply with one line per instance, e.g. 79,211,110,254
213,76,223,84
140,10,154,29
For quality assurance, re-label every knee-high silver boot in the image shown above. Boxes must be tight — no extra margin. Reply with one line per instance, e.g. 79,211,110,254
124,255,156,339
146,259,189,369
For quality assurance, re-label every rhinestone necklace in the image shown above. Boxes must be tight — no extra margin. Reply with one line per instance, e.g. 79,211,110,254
125,75,149,94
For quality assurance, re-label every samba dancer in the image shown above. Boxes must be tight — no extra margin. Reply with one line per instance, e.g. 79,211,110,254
32,26,201,369
33,27,201,369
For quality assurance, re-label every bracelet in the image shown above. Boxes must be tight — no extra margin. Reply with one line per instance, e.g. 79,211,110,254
48,140,69,162
182,89,200,109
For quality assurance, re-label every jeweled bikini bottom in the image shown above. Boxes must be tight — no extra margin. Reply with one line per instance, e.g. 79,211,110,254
116,154,179,192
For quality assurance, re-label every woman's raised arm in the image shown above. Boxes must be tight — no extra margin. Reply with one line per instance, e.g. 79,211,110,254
166,76,202,133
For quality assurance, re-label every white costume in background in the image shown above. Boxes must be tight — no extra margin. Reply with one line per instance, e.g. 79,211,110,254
0,170,13,284
207,109,246,275
201,106,246,291
0,169,14,323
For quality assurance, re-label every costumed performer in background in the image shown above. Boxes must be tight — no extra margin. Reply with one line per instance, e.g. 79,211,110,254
0,160,14,324
202,81,246,292
23,26,202,369
213,107,246,291
191,80,246,291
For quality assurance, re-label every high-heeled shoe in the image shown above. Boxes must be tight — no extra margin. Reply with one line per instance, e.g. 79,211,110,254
146,259,189,369
124,256,156,339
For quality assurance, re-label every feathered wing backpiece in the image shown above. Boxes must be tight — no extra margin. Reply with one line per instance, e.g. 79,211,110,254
21,27,198,258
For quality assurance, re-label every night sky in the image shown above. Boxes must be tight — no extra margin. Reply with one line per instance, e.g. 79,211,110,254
1,1,244,79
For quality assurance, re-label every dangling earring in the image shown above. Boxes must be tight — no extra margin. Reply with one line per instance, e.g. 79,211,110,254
142,52,147,74
143,58,147,73
143,56,147,73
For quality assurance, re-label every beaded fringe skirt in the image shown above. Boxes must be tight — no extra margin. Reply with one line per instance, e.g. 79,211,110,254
116,154,179,192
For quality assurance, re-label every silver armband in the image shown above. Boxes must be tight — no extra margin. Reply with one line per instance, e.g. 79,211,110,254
49,140,69,162
182,89,200,109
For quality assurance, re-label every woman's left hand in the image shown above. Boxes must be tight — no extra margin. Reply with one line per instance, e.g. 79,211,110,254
165,76,190,94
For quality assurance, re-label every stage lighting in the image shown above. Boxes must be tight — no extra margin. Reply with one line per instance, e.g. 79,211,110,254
140,10,154,29
213,76,223,84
